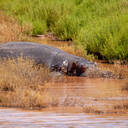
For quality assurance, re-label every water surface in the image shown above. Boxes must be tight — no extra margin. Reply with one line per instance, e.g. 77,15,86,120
0,108,128,128
1,77,128,128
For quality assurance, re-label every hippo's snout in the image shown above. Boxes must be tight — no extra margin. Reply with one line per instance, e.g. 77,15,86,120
66,61,88,76
60,59,97,76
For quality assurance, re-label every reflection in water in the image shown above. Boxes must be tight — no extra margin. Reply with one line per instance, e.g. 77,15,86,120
0,108,128,128
44,77,128,114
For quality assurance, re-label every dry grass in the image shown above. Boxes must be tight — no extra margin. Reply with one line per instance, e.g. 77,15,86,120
0,11,32,43
0,57,51,109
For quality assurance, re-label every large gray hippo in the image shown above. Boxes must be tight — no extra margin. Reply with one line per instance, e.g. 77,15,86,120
0,42,98,76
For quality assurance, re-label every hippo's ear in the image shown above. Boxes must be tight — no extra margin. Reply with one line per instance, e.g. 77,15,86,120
67,62,78,75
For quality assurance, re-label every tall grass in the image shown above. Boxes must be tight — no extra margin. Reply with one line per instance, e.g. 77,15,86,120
0,12,32,43
0,57,50,108
0,0,128,61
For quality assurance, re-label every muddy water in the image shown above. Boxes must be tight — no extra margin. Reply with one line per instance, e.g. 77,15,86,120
0,108,128,128
46,77,128,110
0,77,128,128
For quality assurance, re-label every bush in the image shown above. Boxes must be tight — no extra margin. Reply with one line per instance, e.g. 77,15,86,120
77,14,128,60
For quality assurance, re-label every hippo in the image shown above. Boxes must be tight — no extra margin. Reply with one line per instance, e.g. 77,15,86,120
0,42,98,76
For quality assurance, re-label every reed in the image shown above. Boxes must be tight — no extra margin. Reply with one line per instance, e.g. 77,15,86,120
0,57,50,109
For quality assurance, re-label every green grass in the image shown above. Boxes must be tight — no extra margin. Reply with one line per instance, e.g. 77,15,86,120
0,0,128,61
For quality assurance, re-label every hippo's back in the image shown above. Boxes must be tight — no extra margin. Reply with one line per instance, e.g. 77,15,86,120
0,42,67,67
0,41,66,56
0,42,60,51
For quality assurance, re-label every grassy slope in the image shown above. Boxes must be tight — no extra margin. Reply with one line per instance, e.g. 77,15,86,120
0,0,128,61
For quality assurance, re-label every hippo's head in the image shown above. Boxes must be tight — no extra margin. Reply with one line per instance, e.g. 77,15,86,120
61,59,97,76
63,61,84,76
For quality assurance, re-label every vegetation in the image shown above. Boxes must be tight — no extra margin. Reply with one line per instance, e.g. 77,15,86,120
0,0,128,61
0,57,50,108
0,12,32,43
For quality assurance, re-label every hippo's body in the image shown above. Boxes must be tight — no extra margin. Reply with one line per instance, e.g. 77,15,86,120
0,42,97,76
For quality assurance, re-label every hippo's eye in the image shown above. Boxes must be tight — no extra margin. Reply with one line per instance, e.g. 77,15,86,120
62,60,68,66
60,60,69,74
